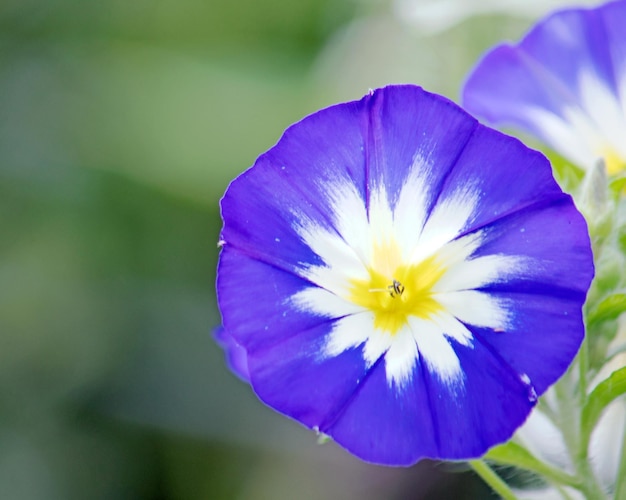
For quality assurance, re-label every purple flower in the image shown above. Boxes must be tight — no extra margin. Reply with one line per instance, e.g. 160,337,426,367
462,0,626,174
215,85,593,465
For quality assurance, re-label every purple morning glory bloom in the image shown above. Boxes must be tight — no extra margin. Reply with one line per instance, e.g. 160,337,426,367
216,85,593,465
462,0,626,174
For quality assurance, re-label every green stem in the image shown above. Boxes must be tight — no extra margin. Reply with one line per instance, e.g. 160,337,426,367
468,460,518,500
579,335,589,410
575,456,609,498
575,338,607,499
553,353,606,499
573,457,606,499
613,421,626,500
554,369,579,464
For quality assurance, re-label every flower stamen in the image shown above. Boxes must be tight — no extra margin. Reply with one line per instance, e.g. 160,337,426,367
388,279,405,298
368,279,405,297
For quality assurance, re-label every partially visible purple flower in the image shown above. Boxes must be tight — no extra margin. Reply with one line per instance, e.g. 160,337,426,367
215,85,594,465
463,0,626,174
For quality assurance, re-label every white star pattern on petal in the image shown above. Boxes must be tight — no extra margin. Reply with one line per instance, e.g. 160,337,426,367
289,157,530,388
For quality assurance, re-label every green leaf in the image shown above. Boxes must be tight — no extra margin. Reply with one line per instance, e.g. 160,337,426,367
586,293,626,330
485,442,580,488
609,175,626,198
581,366,626,452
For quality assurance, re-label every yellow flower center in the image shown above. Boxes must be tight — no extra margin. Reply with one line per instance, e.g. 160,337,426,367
348,239,446,335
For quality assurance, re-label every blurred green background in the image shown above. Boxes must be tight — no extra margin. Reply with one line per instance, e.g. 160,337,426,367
0,0,595,498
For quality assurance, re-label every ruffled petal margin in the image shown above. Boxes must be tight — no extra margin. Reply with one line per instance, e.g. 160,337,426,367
216,85,594,465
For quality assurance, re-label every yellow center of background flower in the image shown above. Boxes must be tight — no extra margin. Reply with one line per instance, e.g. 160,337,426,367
348,239,446,335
